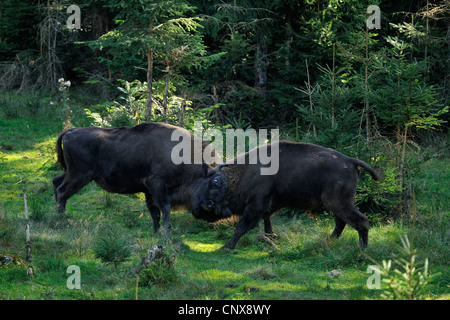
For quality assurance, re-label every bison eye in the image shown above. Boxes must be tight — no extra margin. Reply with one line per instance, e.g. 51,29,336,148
211,177,221,188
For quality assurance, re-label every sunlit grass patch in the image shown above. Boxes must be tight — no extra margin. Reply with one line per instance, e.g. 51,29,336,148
197,269,245,282
256,281,303,292
233,249,270,260
183,239,222,252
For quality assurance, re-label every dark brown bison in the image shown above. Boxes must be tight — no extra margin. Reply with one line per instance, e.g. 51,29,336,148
200,140,379,249
53,122,223,235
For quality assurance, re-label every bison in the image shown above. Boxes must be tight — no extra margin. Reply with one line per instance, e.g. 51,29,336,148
53,122,223,235
200,140,380,249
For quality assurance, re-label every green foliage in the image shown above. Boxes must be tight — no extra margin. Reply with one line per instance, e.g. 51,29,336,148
29,196,48,222
139,257,177,287
371,44,446,131
83,76,230,130
0,92,49,119
296,63,361,150
356,158,402,216
0,0,40,59
376,235,436,300
94,228,131,271
0,213,18,246
84,101,120,127
112,79,147,126
85,0,205,77
1,0,448,130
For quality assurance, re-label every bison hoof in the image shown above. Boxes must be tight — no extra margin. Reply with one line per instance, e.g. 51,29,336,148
219,243,235,250
162,228,172,238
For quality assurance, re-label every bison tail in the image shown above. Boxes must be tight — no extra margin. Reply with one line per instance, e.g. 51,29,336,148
351,158,380,181
55,131,67,171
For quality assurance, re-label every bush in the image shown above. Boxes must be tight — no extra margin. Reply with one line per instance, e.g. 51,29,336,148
93,228,131,271
375,235,436,300
109,109,136,127
356,156,402,217
0,213,19,246
138,244,177,287
29,196,48,222
139,259,177,287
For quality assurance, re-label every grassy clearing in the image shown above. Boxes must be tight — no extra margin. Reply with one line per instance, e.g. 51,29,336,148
0,93,448,300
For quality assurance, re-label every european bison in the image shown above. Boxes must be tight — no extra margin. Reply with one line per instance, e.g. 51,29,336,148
53,122,223,234
200,140,380,249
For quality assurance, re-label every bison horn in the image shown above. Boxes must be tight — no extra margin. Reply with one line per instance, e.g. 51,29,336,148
215,163,228,172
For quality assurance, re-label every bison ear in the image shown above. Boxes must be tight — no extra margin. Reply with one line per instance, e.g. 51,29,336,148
202,162,209,178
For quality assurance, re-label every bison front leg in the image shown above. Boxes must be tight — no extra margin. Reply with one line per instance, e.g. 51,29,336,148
222,203,266,250
145,193,161,233
161,204,172,237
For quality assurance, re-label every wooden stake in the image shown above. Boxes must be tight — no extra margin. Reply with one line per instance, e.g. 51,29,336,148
23,189,33,276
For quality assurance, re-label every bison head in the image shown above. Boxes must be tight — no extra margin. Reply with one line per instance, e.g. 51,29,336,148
192,163,231,222
190,163,229,222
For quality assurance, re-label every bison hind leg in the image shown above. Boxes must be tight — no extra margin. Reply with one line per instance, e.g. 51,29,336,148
323,184,368,249
326,204,369,249
338,208,368,249
145,193,161,233
54,174,92,215
263,217,278,239
330,215,346,239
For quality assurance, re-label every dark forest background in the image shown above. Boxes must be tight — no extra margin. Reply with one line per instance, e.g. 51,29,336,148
1,0,449,216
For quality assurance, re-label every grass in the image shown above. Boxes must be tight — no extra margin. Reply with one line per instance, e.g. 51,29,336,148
0,92,449,300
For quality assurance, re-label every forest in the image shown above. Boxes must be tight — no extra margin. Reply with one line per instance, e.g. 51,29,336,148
0,0,449,301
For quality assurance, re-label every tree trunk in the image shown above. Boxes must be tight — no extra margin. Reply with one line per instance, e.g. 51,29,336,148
92,6,112,39
178,99,186,127
305,60,316,137
364,25,372,144
146,48,154,117
254,37,268,96
146,19,154,117
397,125,409,216
331,43,336,128
162,72,170,122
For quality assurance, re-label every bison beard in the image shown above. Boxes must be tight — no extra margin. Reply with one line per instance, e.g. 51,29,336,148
201,141,380,250
52,122,223,235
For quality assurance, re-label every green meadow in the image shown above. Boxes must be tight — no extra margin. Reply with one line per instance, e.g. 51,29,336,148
0,93,448,300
